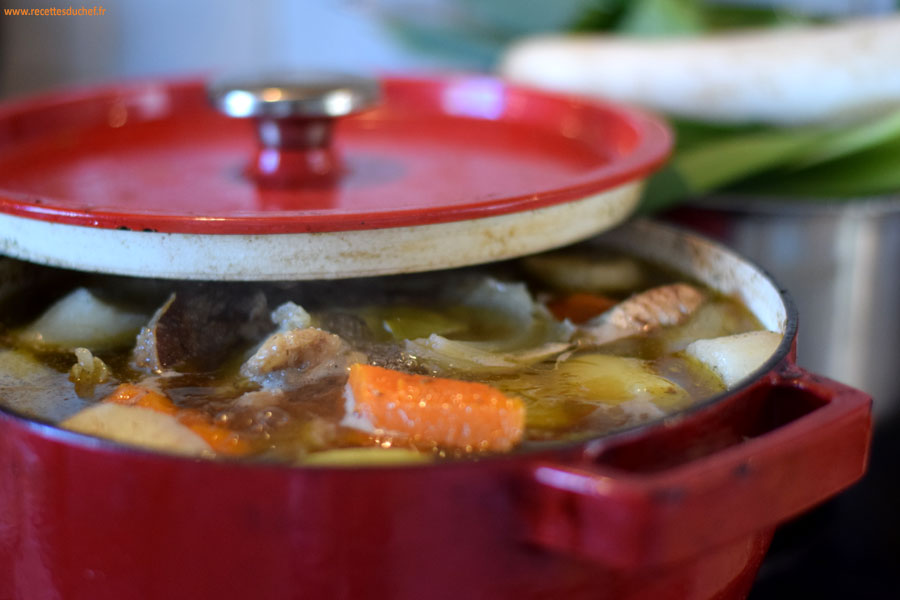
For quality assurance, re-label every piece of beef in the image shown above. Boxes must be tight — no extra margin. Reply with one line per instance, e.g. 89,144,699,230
577,283,705,347
240,327,366,389
132,288,271,373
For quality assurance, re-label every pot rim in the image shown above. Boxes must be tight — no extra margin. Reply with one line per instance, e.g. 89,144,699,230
0,219,799,472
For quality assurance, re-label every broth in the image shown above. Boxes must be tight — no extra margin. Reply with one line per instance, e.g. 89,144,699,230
0,246,776,465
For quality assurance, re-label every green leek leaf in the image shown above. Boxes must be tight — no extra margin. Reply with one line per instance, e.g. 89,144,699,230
739,136,900,198
790,108,900,169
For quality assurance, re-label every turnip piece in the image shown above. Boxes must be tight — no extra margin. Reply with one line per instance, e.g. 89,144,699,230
685,330,782,388
19,288,147,351
500,16,900,126
61,403,213,457
657,301,761,354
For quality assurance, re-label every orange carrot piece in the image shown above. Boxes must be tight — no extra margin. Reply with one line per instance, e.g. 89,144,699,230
345,364,525,452
101,383,252,456
176,412,254,457
105,383,179,415
546,292,616,324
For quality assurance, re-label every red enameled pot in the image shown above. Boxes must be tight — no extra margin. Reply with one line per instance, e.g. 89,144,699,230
0,76,871,600
0,221,871,600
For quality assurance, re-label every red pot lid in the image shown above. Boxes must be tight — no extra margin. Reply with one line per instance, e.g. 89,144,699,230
0,74,671,279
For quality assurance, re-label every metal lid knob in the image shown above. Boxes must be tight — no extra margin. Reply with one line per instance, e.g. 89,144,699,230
209,73,380,120
208,73,380,186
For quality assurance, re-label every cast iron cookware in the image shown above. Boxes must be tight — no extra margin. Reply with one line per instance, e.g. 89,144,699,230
0,74,871,600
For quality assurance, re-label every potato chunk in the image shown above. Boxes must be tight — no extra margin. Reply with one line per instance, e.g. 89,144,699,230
61,403,213,457
685,331,783,388
556,353,690,409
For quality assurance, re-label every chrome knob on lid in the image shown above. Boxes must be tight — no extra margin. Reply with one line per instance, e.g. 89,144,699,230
208,73,380,186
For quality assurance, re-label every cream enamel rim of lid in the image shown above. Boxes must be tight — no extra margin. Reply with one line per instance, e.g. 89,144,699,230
0,181,642,280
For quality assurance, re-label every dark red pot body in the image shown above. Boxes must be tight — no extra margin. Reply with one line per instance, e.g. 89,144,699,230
0,353,870,600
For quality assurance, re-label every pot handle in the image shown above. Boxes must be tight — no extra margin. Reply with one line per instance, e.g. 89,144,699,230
521,366,871,570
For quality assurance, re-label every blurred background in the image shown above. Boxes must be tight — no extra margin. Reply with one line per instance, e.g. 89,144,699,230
1,0,898,597
0,0,896,94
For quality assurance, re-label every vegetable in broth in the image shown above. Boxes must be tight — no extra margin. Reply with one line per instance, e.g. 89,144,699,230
0,247,779,465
